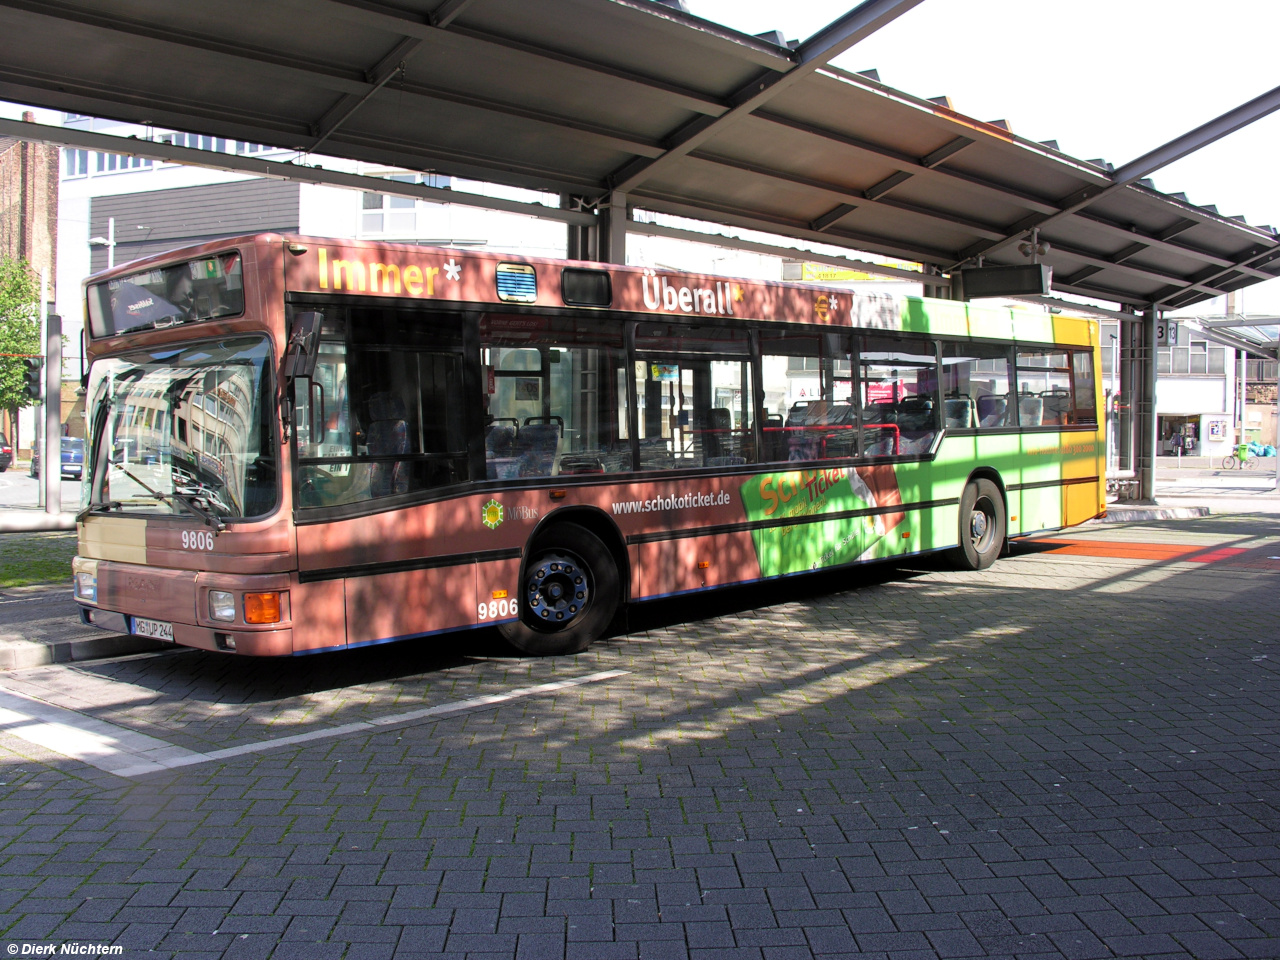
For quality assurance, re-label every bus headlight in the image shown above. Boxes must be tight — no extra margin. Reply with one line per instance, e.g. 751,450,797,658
74,572,97,602
244,592,281,624
209,590,236,622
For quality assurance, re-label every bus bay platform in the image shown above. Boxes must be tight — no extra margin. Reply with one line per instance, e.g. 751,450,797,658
0,512,1278,959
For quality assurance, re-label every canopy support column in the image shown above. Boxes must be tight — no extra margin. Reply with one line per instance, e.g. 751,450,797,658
1137,306,1159,502
597,191,628,265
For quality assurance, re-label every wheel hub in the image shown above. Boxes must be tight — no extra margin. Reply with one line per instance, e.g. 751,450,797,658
970,509,989,542
526,552,589,627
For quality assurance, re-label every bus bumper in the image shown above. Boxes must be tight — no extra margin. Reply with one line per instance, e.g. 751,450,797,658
73,556,295,656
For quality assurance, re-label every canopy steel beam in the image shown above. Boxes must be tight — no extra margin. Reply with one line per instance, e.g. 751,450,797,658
608,0,925,194
1011,296,1141,324
629,218,945,285
0,118,598,226
1154,244,1280,308
1189,325,1279,360
309,36,423,152
428,0,476,28
949,84,1280,270
1198,315,1280,329
633,192,956,266
0,62,654,192
760,98,1279,282
0,0,372,95
311,0,741,116
0,0,668,163
1110,83,1280,186
678,149,1232,298
684,151,1008,240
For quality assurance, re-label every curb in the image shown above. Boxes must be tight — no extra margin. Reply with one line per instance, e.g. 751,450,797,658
0,634,167,671
1098,505,1212,522
0,510,77,532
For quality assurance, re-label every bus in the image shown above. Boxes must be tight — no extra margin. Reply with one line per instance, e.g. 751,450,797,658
73,234,1104,657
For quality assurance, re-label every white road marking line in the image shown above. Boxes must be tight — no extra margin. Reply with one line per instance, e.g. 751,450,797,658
0,686,202,777
0,668,628,779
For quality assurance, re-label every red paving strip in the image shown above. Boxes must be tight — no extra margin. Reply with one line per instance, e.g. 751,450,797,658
1031,539,1250,563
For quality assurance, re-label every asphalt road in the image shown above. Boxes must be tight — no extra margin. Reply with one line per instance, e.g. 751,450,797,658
0,467,82,512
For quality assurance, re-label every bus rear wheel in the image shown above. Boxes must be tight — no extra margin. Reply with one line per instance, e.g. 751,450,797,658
950,478,1004,571
500,524,619,656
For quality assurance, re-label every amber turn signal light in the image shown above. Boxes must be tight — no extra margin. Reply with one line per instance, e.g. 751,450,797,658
244,592,282,624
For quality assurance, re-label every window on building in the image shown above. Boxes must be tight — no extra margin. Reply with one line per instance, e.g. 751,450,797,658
361,174,421,236
1158,338,1223,377
63,148,88,178
94,152,152,174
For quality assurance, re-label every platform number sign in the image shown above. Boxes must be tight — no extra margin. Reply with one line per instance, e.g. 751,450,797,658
1156,319,1179,347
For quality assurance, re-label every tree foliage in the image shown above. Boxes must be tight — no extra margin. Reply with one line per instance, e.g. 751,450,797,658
0,256,42,413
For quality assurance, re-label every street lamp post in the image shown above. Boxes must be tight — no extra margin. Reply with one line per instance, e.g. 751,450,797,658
88,216,115,269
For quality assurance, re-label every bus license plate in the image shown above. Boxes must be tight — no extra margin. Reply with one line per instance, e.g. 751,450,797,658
132,617,174,641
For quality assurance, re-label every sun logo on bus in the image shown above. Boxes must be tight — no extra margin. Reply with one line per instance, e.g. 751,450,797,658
482,499,504,530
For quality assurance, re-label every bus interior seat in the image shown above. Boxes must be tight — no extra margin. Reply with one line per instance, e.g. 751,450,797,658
826,402,854,425
366,393,410,497
639,437,674,471
1040,388,1071,425
944,397,976,428
706,455,747,467
703,407,733,462
514,423,561,477
866,400,897,425
1018,394,1044,426
976,395,1008,427
763,415,786,461
484,422,516,458
896,397,938,454
484,421,518,479
863,426,897,457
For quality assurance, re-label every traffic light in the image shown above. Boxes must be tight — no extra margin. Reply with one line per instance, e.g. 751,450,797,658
22,358,42,401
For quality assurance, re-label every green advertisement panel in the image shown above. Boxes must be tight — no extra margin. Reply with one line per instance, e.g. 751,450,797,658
739,465,906,576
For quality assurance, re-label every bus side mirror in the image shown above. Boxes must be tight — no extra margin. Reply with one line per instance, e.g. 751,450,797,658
282,311,322,381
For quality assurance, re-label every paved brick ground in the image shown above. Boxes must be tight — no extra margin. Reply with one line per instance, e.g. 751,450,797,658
1,514,1279,959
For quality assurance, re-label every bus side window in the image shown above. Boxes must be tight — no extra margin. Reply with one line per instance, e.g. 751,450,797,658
942,341,1013,431
758,331,852,464
481,314,632,477
859,335,940,457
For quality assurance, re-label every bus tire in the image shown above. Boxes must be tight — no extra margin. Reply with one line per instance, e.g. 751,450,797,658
500,524,619,656
950,478,1004,571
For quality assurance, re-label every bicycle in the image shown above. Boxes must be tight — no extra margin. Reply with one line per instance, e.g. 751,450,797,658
1221,454,1257,470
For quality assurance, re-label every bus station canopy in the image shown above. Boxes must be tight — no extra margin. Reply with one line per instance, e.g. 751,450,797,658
3,0,1280,312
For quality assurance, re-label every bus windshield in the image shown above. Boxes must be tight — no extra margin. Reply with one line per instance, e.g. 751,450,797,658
84,336,278,520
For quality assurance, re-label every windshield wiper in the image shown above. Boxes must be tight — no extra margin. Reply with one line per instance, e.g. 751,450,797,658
115,465,226,533
74,500,122,522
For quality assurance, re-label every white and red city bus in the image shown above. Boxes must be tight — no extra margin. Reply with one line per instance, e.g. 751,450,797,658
73,234,1104,656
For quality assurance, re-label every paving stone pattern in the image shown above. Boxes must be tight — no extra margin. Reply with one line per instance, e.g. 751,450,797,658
1,515,1279,959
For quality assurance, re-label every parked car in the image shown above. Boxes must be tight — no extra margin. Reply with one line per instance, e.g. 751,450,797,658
0,432,10,472
30,437,85,480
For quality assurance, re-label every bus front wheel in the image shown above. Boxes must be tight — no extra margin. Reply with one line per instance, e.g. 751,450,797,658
500,524,619,656
950,479,1005,571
